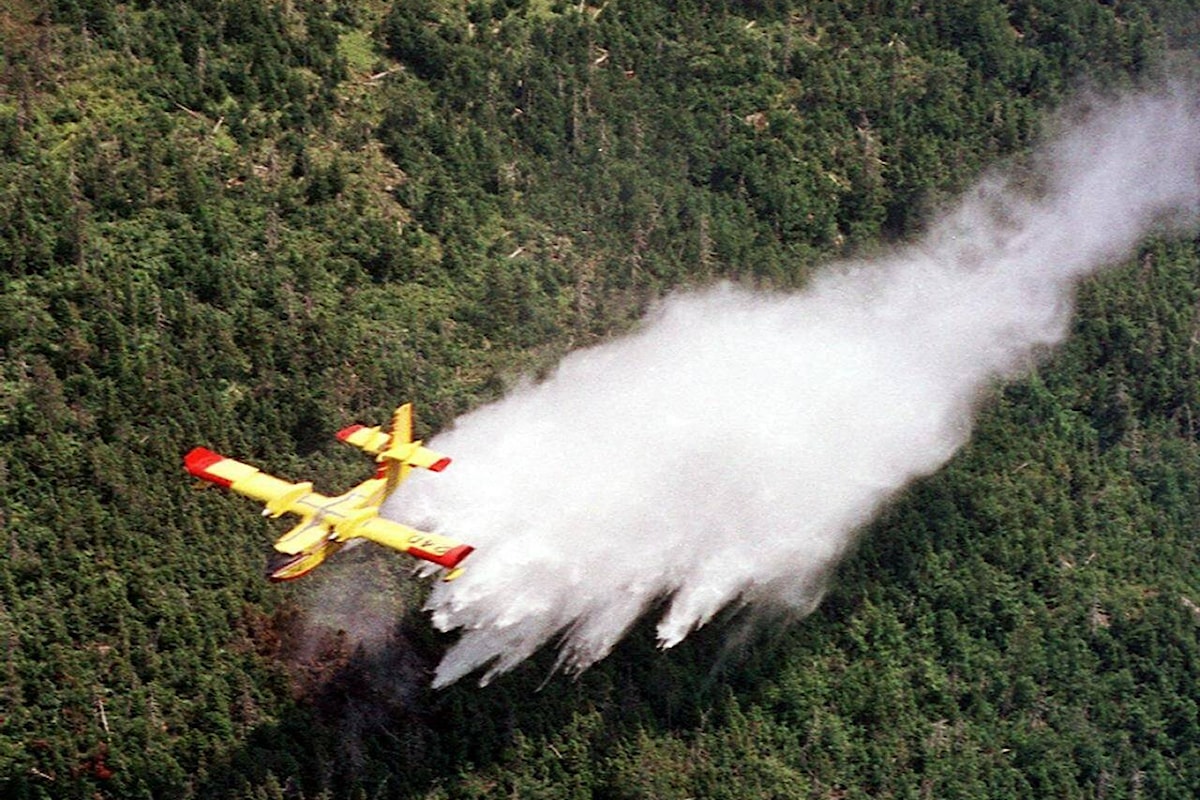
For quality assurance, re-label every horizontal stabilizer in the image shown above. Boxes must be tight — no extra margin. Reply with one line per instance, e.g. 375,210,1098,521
337,424,390,454
338,408,451,472
381,441,452,472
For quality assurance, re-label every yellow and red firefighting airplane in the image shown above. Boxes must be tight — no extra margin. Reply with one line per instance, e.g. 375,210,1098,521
184,403,473,582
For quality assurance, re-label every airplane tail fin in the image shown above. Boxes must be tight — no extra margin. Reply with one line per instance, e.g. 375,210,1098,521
389,403,414,452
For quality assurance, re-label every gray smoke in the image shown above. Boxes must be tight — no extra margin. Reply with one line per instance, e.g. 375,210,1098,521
386,86,1200,688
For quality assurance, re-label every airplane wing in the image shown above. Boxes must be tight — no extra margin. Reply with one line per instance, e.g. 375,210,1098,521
343,514,474,569
184,447,316,518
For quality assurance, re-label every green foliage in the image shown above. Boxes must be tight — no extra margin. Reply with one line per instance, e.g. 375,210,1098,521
1,0,1196,797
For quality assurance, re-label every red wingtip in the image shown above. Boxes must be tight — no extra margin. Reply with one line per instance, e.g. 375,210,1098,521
405,541,474,569
429,457,452,472
336,424,365,441
425,544,474,568
184,447,233,488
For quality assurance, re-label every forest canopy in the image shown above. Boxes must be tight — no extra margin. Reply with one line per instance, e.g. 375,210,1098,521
1,1,1198,797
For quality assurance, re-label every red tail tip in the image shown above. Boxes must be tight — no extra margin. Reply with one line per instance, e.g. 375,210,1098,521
336,424,365,441
429,457,452,472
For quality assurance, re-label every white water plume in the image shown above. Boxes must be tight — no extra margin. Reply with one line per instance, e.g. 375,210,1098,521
387,86,1200,688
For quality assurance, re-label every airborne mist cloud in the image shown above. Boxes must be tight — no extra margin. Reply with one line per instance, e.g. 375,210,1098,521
388,86,1200,688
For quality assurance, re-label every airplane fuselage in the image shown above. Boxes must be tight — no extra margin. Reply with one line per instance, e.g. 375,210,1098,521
266,476,394,581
